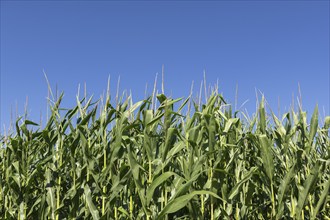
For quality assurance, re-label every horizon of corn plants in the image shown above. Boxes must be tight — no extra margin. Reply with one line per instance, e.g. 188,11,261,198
0,78,329,220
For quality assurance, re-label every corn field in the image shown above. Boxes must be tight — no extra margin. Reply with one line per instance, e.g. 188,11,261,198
0,85,329,219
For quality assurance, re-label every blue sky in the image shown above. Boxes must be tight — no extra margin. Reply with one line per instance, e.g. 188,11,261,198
1,1,329,132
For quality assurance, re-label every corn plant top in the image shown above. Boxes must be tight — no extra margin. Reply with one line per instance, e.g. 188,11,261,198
0,93,329,220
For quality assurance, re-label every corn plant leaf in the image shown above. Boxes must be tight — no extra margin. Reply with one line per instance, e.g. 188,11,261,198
296,162,322,220
309,105,318,146
147,112,164,127
159,97,183,110
276,163,296,220
45,168,55,220
258,134,274,182
117,206,130,217
223,118,239,133
162,128,177,162
126,145,147,211
311,176,330,219
159,190,220,218
171,172,201,200
84,183,100,220
24,120,39,126
258,96,266,134
324,116,330,129
229,167,257,200
146,171,177,205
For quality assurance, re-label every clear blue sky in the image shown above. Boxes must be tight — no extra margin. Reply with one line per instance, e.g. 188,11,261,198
1,1,329,132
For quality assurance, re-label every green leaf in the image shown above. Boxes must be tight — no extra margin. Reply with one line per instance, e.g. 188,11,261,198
228,167,257,200
309,105,318,146
156,94,167,104
296,162,322,220
159,190,220,218
126,145,147,212
84,183,100,220
258,134,274,182
147,113,164,127
223,118,239,133
276,163,296,220
117,206,130,217
311,177,330,219
24,120,39,126
162,128,177,162
258,96,266,134
324,116,330,129
146,171,176,205
46,168,56,220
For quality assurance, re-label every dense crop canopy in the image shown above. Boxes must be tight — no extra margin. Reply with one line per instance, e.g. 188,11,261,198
0,89,329,219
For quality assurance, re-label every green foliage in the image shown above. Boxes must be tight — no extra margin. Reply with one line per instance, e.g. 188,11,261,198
0,90,329,220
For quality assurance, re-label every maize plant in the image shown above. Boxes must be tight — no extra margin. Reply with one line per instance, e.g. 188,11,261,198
0,84,329,220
